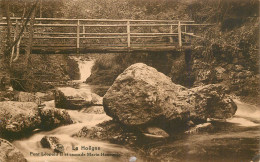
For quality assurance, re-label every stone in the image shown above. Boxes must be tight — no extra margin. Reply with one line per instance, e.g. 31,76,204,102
80,106,105,114
39,106,73,130
234,65,244,71
104,63,190,126
40,136,64,153
91,93,103,105
0,101,41,136
0,91,16,101
184,123,213,134
194,69,217,86
75,120,138,145
103,63,237,128
75,126,104,139
35,91,55,102
190,84,237,119
54,87,102,109
0,138,27,162
144,127,169,138
15,92,41,105
215,66,226,81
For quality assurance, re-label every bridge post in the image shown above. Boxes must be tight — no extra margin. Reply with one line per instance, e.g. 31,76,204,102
83,25,85,37
127,21,131,49
178,21,182,47
170,25,173,43
76,20,80,53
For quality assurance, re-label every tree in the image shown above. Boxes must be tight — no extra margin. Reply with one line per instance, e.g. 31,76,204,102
2,0,39,68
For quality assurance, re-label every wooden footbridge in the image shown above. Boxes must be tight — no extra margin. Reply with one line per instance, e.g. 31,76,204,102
1,18,210,54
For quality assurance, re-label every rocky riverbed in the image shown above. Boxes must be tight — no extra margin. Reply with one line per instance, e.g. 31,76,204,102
0,59,259,162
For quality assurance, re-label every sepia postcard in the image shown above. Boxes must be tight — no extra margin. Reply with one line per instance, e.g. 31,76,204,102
0,0,259,162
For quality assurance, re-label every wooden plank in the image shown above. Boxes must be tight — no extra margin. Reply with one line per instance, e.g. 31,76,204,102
20,43,175,48
0,23,211,27
127,21,130,48
0,23,178,27
34,32,77,35
178,21,182,47
16,45,191,54
0,23,179,27
80,33,127,35
3,17,195,23
170,25,173,43
131,35,178,38
27,46,193,54
77,20,80,53
128,24,178,27
79,24,127,27
21,44,76,47
82,25,85,37
21,36,127,39
180,24,213,26
81,36,127,39
183,32,204,39
130,33,178,35
14,32,179,36
35,24,77,27
22,37,78,39
80,33,178,35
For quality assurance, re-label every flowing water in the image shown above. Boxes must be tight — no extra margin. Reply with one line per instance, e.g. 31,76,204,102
13,57,141,162
142,100,260,162
13,57,260,162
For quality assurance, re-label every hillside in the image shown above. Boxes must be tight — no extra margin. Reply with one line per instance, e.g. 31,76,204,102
84,0,259,105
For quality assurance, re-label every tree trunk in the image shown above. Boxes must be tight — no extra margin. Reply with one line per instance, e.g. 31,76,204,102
25,5,37,67
13,2,27,63
3,0,11,62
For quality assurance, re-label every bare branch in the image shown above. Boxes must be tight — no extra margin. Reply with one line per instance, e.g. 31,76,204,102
4,0,40,56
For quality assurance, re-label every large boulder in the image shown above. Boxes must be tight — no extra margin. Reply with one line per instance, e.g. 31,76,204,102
39,107,73,130
0,101,41,137
54,87,102,109
190,84,237,119
0,138,27,162
103,63,237,128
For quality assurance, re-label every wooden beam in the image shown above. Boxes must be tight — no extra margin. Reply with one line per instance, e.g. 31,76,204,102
127,21,130,48
183,32,204,39
0,23,211,27
82,25,85,37
170,25,173,43
2,17,195,23
178,21,182,47
76,20,80,53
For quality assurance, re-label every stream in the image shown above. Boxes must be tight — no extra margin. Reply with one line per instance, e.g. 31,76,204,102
12,56,260,162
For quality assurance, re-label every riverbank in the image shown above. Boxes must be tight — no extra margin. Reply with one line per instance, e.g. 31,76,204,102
0,56,258,162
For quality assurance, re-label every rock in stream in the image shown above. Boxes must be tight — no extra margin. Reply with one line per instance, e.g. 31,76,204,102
103,63,237,131
54,87,102,109
0,138,27,162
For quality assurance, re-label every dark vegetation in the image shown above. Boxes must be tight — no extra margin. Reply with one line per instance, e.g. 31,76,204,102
10,55,80,92
85,0,259,104
0,0,80,92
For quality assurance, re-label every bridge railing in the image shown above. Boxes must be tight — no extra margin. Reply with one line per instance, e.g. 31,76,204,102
0,17,211,53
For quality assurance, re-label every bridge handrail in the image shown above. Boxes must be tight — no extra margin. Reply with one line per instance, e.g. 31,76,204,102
1,17,211,53
2,17,195,23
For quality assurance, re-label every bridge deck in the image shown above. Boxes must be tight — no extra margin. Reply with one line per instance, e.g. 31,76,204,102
1,18,209,54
